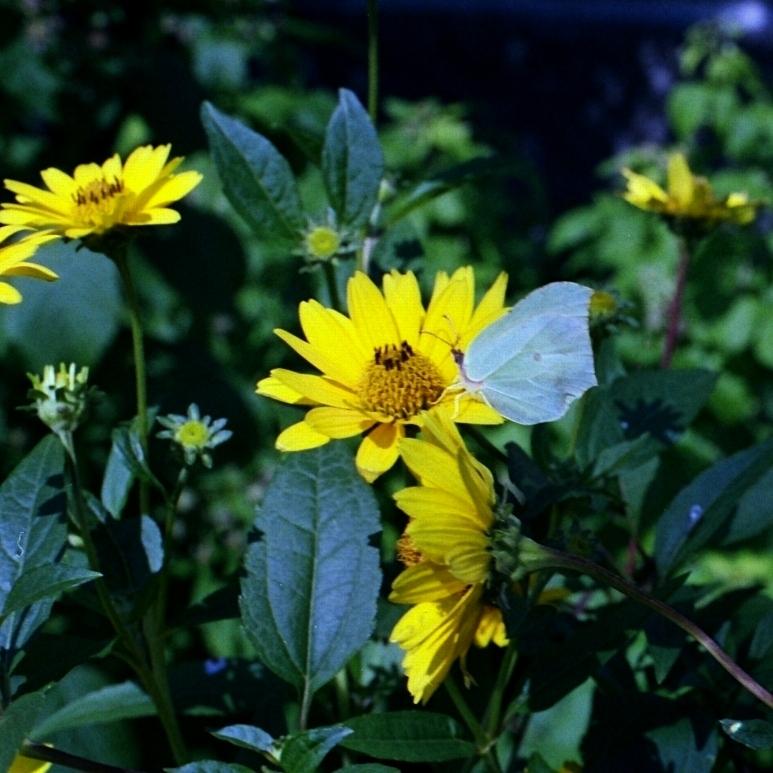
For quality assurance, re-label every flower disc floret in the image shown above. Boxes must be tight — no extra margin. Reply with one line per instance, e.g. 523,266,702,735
0,144,203,240
305,225,341,260
157,403,232,468
256,267,510,482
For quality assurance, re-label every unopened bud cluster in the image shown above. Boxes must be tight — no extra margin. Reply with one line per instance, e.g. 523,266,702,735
26,363,93,439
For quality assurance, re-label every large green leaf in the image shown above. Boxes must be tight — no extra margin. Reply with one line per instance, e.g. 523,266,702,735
0,242,120,370
31,681,155,737
167,763,254,773
280,726,352,773
0,691,47,773
575,369,718,471
1,565,100,619
340,711,476,762
0,437,67,655
647,716,717,773
240,443,381,695
655,438,773,575
201,101,304,243
100,436,135,519
331,766,399,773
321,89,383,229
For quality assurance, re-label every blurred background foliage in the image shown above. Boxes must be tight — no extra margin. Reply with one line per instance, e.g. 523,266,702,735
4,1,773,769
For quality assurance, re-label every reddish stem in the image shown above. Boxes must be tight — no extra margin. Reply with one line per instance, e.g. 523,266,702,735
661,237,690,369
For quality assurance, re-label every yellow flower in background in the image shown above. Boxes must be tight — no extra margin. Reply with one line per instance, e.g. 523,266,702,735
0,226,59,304
257,267,507,482
8,752,52,773
621,153,757,226
0,145,202,240
388,411,507,704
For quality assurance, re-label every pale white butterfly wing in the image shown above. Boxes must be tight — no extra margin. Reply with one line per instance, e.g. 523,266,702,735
461,282,596,424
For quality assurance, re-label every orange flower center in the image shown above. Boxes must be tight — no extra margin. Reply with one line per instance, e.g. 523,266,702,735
358,341,445,421
72,176,125,220
396,532,423,567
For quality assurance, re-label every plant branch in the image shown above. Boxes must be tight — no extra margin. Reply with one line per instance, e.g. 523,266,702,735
366,0,379,124
661,236,690,369
543,545,773,710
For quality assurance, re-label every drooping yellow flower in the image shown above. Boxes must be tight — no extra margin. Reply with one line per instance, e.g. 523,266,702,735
621,153,757,227
257,267,508,482
388,410,508,704
0,145,203,240
0,226,59,304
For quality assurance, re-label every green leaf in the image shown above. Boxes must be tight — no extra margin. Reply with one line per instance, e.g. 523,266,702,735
240,443,381,695
166,763,254,773
0,242,121,370
647,717,717,772
0,437,67,654
387,155,522,226
101,437,136,519
321,88,383,229
211,724,274,755
340,711,476,762
525,752,555,773
32,681,155,737
655,438,773,575
331,766,399,773
575,369,718,470
725,466,773,544
0,692,47,773
111,422,164,494
720,718,773,750
201,101,304,242
281,726,352,773
1,565,101,619
592,435,662,478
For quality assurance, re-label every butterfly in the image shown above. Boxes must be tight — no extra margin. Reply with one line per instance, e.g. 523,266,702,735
448,281,597,424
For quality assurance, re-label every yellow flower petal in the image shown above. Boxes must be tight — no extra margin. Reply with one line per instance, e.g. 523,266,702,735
256,374,315,405
383,270,424,346
299,300,369,384
268,370,355,409
389,561,468,604
347,271,400,350
0,282,22,304
466,270,509,343
8,753,53,773
276,421,330,451
356,422,402,482
667,153,694,209
274,328,355,386
304,406,374,438
474,605,508,647
397,438,474,504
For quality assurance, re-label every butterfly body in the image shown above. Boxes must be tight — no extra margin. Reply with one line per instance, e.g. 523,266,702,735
452,281,597,425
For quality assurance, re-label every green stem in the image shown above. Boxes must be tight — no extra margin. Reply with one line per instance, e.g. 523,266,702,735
566,388,589,459
299,681,313,731
483,640,519,739
544,546,773,710
322,259,343,313
661,236,690,369
66,443,188,765
444,676,501,773
366,0,379,124
113,249,150,518
20,741,148,773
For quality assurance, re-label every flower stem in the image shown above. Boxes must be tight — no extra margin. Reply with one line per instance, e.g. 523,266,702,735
113,249,150,517
65,442,188,765
366,0,379,124
445,676,502,773
322,259,343,313
21,741,149,773
543,545,773,710
661,236,690,369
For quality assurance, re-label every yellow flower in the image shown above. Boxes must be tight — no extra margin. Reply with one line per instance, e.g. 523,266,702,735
0,226,59,304
256,267,508,482
388,410,507,704
0,145,202,240
8,752,52,773
621,153,757,227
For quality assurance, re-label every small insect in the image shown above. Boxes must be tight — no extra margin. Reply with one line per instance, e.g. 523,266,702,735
447,282,597,424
